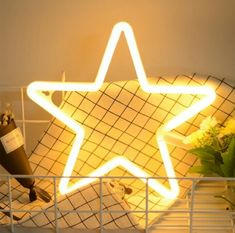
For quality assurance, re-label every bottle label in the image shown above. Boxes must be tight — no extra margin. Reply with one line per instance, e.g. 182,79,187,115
0,127,24,154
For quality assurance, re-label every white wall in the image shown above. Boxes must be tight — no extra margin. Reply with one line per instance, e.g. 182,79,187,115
1,0,235,86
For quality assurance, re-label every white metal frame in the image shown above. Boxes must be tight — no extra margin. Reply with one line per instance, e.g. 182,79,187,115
0,86,235,233
1,175,235,233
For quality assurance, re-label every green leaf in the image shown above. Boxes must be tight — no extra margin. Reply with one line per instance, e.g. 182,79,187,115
221,137,235,177
189,165,219,176
205,145,223,164
189,159,224,177
189,148,213,160
189,146,216,161
189,166,213,175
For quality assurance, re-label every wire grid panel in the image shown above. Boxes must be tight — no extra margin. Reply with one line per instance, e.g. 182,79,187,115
0,74,234,230
149,178,235,233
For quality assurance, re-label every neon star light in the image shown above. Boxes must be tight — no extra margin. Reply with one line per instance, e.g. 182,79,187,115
27,22,216,198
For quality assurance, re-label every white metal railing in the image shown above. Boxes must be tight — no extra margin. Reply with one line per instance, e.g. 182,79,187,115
1,85,235,233
0,175,235,232
0,85,50,153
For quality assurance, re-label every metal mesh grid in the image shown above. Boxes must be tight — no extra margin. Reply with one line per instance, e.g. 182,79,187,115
1,176,235,233
0,74,234,233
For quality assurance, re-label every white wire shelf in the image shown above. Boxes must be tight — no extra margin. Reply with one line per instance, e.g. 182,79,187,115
0,80,235,233
0,175,235,233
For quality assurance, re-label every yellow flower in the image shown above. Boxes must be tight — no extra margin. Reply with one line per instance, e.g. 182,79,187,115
184,116,218,147
220,118,235,137
184,129,205,147
199,116,218,131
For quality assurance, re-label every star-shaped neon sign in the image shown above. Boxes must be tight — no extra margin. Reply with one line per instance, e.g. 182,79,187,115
27,22,216,198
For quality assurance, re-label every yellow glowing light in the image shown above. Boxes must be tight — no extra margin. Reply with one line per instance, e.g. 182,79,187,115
27,22,216,198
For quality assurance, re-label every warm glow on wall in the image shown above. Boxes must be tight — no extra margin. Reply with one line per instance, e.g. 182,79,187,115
27,22,216,198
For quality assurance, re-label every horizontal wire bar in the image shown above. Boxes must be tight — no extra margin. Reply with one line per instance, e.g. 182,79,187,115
0,209,233,215
151,226,233,230
1,174,235,181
